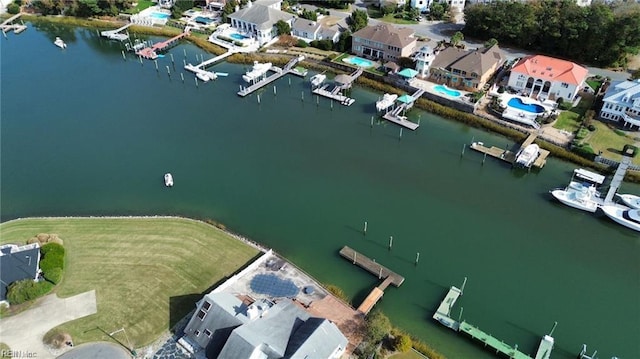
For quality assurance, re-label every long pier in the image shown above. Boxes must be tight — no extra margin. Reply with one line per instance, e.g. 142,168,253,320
339,245,404,316
432,279,555,359
381,88,424,130
311,67,363,106
469,133,549,169
101,23,132,41
135,31,189,60
184,50,235,82
237,56,305,97
1,13,26,34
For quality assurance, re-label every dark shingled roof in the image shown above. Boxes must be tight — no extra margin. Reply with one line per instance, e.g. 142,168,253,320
0,244,41,301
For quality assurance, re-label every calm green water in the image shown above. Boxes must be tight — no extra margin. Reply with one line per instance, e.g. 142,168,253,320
1,25,639,359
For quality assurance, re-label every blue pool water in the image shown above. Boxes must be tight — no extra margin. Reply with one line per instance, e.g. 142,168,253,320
150,12,171,20
230,33,249,40
507,97,545,114
434,85,461,97
343,56,374,68
195,16,214,25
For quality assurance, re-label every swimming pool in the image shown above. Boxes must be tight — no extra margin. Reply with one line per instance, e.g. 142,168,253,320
229,33,249,40
343,56,374,68
194,16,215,25
150,12,171,20
434,85,461,97
507,97,545,114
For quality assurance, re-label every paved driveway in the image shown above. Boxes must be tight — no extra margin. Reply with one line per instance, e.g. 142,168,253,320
57,342,131,359
0,290,97,359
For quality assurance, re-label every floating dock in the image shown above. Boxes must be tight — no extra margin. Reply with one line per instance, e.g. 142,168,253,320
311,67,363,106
339,245,404,315
237,56,305,97
381,88,424,130
470,133,549,169
432,279,556,359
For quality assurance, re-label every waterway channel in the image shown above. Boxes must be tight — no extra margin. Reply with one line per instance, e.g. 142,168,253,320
1,24,639,359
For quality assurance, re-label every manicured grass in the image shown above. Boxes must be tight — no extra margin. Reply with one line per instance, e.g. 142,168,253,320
123,0,154,14
380,13,419,24
553,94,594,132
390,350,427,359
586,80,602,92
0,218,260,348
584,121,640,164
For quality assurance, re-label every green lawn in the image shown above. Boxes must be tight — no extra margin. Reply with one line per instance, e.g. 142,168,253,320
380,13,419,24
0,218,260,348
584,121,640,164
123,0,154,14
553,94,594,132
586,79,603,92
390,350,427,359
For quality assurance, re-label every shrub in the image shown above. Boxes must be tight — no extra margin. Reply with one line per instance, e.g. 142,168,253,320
365,310,391,345
7,2,20,14
296,39,308,48
324,284,350,304
497,86,505,93
588,124,596,131
41,242,65,257
7,280,54,305
559,101,573,110
28,233,63,246
572,143,596,160
393,332,412,352
43,267,63,285
40,254,64,272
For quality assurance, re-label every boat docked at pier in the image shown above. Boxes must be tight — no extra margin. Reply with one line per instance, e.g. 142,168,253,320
615,193,640,209
376,93,398,112
515,143,540,168
164,173,174,187
242,61,272,83
54,37,67,49
550,168,605,213
601,205,640,232
310,73,326,87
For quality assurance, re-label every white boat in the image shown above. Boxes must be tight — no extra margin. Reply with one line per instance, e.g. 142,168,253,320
310,73,326,87
615,193,640,209
550,168,605,213
515,143,540,168
601,205,640,232
164,173,174,187
242,61,272,83
54,37,67,49
196,71,217,82
376,93,398,112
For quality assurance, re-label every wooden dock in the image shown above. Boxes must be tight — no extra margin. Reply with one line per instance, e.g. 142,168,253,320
469,133,549,169
356,276,393,315
311,67,362,106
1,13,26,34
136,31,189,60
380,88,424,130
237,56,304,97
339,246,404,286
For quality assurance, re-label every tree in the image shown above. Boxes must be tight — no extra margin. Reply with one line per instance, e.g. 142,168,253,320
631,69,640,80
398,56,415,69
380,2,395,16
450,31,464,46
349,9,368,32
365,310,391,345
334,30,352,52
7,2,20,14
222,0,237,23
275,20,291,35
484,38,498,48
301,9,317,21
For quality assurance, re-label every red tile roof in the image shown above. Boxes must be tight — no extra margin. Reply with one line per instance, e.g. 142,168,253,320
511,55,588,86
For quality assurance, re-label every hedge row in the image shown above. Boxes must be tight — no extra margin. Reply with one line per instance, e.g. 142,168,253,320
7,280,54,305
40,243,65,285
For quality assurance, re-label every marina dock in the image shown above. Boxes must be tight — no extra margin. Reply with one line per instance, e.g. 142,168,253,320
311,67,363,106
381,88,424,130
1,13,26,34
184,50,235,81
432,279,556,359
237,56,305,97
470,133,549,168
135,31,189,60
339,245,404,315
101,23,132,41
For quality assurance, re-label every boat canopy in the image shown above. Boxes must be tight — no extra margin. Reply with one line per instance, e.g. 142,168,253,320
574,168,605,184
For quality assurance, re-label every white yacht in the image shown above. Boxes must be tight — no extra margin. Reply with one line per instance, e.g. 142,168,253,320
550,168,605,213
164,173,174,187
515,143,540,168
54,37,67,49
310,73,326,87
196,71,217,82
615,193,640,209
376,93,398,112
600,205,640,232
242,61,272,83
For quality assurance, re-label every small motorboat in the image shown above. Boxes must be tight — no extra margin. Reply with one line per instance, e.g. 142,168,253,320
54,37,67,49
600,205,640,232
515,143,540,168
615,193,640,209
310,73,326,87
164,173,174,187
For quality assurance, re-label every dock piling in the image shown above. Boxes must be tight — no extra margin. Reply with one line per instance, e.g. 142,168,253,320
257,94,260,104
183,48,186,57
195,77,198,87
461,144,465,157
370,116,374,128
121,50,126,61
170,53,174,64
458,307,464,322
154,60,158,71
316,96,319,106
288,77,291,86
461,277,467,294
483,153,487,165
183,59,186,67
166,66,170,76
388,236,393,250
273,85,276,96
399,127,403,139
415,252,420,265
331,100,333,110
180,73,184,82
363,221,367,235
301,91,304,102
139,55,143,65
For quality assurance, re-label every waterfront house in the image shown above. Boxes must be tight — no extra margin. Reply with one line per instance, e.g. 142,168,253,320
0,243,41,303
228,0,295,47
291,19,340,43
507,54,588,102
429,44,504,91
599,79,640,129
181,292,348,359
351,23,416,62
410,0,466,14
413,45,436,77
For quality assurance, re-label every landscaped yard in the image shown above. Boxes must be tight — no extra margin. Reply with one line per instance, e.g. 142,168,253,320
553,94,594,132
390,349,427,359
123,0,154,14
583,121,640,164
0,217,260,347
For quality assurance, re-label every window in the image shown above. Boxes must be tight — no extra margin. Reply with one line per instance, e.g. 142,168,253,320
561,82,569,88
197,309,207,320
203,301,211,311
204,329,212,337
516,81,524,88
195,330,201,337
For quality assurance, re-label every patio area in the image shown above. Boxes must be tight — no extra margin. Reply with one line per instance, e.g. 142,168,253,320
208,24,258,52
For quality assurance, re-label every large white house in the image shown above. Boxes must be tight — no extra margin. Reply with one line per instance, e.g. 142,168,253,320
410,0,466,13
291,19,340,44
228,0,295,47
599,79,640,128
507,55,588,102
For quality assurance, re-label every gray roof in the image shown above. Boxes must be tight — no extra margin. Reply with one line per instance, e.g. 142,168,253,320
318,26,338,40
431,45,504,77
0,244,40,301
292,19,320,34
352,23,415,49
603,79,640,106
286,318,348,359
229,4,294,31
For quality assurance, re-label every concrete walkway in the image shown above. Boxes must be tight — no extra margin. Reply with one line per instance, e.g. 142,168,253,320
0,290,97,359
